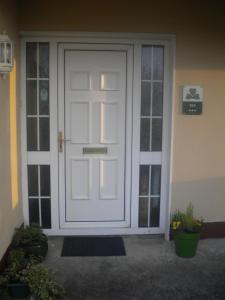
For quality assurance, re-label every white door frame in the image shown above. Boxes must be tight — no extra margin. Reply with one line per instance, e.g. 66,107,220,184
20,32,175,238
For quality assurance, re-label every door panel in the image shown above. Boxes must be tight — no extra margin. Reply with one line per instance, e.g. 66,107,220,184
64,50,127,224
71,159,90,200
70,102,90,143
100,102,118,143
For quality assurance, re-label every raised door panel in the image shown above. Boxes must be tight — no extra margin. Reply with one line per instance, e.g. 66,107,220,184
70,102,90,144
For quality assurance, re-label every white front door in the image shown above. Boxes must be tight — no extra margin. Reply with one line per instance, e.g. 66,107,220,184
58,44,133,228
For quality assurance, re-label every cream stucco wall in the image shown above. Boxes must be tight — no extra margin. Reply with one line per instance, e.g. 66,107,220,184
0,0,23,259
18,0,225,222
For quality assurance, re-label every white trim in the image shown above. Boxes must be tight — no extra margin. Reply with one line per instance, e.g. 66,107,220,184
20,39,29,225
37,166,42,226
159,41,173,234
165,40,176,240
20,32,175,238
140,152,162,164
44,227,163,236
49,40,60,232
20,31,175,41
27,152,51,164
131,44,142,229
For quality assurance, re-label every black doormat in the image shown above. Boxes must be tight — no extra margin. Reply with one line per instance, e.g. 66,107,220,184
61,236,126,257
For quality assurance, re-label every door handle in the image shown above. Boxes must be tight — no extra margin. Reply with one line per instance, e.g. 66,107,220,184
58,132,71,152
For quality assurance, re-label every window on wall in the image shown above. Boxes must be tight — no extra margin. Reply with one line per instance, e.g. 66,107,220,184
139,165,161,227
139,45,164,228
26,43,50,151
26,42,51,228
28,165,51,228
140,46,163,152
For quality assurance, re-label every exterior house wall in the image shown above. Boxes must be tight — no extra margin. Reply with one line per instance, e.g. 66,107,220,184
0,0,23,259
18,1,225,222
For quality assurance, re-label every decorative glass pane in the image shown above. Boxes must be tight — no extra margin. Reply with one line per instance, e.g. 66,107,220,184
26,80,37,115
139,197,149,227
141,46,152,80
6,43,11,64
41,198,51,229
39,117,50,151
39,43,49,78
151,165,161,195
27,117,37,151
151,119,162,151
26,43,37,78
40,165,50,196
28,165,38,196
27,165,51,228
39,80,49,115
153,46,164,80
139,165,149,196
140,118,150,152
141,82,151,116
150,197,160,227
29,198,39,225
0,43,4,63
152,82,163,116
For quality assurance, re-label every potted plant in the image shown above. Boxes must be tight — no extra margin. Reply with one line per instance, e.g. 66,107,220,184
22,263,65,300
12,224,48,259
171,202,203,258
0,249,31,299
0,248,65,299
0,274,11,300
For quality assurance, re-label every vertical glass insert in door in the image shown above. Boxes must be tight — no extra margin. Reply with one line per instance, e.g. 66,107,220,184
26,42,51,229
26,43,50,151
27,165,51,228
139,45,164,228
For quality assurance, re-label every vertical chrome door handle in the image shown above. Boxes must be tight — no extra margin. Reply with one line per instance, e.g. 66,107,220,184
58,132,71,152
58,131,64,152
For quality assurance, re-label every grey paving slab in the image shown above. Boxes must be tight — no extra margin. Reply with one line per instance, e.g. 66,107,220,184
43,236,225,300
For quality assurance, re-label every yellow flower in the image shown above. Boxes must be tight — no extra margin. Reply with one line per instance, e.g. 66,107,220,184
172,221,181,230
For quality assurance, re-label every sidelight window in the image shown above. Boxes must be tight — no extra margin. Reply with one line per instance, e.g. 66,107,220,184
26,42,51,228
138,45,164,228
26,43,50,151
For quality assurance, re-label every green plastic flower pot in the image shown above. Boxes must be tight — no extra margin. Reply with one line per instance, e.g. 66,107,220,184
174,231,200,258
8,282,30,298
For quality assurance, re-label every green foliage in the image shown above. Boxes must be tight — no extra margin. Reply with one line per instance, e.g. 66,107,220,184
0,275,8,286
6,248,28,281
171,210,184,223
0,273,9,298
8,248,26,265
171,202,203,233
0,286,11,300
0,249,27,298
12,224,47,248
0,247,64,299
22,264,65,300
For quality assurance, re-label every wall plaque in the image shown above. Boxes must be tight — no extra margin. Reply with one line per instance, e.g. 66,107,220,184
182,86,203,115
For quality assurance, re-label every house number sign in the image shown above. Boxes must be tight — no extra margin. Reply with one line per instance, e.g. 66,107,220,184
182,86,203,115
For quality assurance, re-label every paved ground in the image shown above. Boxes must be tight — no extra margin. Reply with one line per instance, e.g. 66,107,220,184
44,236,225,300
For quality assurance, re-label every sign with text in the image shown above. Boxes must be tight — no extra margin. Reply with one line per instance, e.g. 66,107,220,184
182,86,203,115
